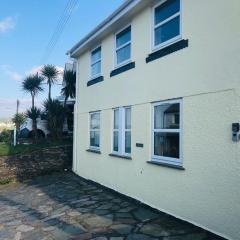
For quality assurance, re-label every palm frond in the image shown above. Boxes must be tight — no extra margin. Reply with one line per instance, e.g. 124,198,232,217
12,113,26,126
43,99,65,139
61,70,76,100
41,64,59,84
25,107,41,120
22,74,44,95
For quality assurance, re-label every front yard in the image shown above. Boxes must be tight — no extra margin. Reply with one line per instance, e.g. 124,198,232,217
0,139,72,157
0,172,224,240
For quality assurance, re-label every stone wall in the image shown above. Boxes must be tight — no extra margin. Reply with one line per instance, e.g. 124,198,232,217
0,145,72,181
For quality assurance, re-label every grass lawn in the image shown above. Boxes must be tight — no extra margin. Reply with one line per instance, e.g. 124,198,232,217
0,139,72,157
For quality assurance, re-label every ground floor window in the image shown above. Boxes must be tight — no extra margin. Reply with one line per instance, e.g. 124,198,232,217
113,106,131,156
152,99,182,166
89,111,100,150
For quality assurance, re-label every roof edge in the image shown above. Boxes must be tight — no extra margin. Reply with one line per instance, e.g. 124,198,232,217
67,0,142,58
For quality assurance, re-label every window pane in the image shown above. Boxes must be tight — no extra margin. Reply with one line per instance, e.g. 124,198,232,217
116,27,131,48
155,16,180,46
91,47,101,63
116,44,130,65
90,131,100,148
125,131,131,154
154,132,179,158
125,108,131,129
114,109,119,129
155,0,180,25
90,113,100,129
154,103,180,129
113,131,119,152
91,62,101,76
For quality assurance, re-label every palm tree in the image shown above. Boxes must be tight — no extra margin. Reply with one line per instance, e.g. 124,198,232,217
22,74,43,108
12,113,26,132
25,107,41,141
61,70,76,107
43,99,65,139
12,112,26,144
22,74,43,141
41,65,59,101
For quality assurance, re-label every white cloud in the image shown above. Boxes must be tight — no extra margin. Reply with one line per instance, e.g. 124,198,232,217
25,65,43,76
0,65,22,82
0,98,42,118
0,17,15,33
26,65,64,82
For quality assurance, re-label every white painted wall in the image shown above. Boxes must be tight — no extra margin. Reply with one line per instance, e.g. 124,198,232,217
73,1,240,239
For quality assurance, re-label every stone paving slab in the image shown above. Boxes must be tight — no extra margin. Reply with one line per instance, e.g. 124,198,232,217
0,172,225,240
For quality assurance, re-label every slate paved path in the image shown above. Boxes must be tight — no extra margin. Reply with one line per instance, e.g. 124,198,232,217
0,172,225,240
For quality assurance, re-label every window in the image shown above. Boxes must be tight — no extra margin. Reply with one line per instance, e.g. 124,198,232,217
152,99,182,166
89,111,100,150
115,26,131,67
153,0,181,50
113,107,131,156
91,46,101,78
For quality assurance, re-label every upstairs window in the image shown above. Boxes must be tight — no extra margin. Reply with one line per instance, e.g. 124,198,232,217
91,46,101,78
113,107,131,156
89,111,100,150
152,99,182,166
153,0,181,50
115,26,131,67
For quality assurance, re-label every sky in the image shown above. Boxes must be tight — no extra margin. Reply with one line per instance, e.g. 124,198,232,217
0,0,124,119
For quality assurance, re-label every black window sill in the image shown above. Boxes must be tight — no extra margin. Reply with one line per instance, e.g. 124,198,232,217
147,161,185,170
110,62,135,77
146,39,189,63
86,149,101,154
109,153,132,160
87,76,104,87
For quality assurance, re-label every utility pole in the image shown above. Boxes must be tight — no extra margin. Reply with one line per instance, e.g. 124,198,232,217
16,99,19,114
14,99,20,146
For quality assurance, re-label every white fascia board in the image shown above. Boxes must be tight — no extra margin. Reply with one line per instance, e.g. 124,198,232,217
68,0,143,58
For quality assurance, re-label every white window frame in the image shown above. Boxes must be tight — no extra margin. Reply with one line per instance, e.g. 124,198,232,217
90,45,101,79
112,106,131,157
151,99,183,166
114,25,132,68
151,0,182,52
89,111,101,151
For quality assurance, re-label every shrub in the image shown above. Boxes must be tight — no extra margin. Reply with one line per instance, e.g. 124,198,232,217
44,99,65,140
0,178,12,185
0,129,12,144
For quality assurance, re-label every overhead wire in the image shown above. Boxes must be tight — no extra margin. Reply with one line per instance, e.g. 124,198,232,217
40,0,79,64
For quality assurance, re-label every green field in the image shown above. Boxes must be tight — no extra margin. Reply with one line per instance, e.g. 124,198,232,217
0,140,72,157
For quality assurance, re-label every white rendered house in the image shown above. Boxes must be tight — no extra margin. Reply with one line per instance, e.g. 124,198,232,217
68,1,240,239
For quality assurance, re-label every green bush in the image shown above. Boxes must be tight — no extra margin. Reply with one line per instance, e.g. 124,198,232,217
0,178,12,185
0,129,12,144
44,99,65,140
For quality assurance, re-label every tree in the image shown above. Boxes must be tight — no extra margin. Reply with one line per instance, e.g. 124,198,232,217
12,113,26,132
22,74,43,108
25,107,41,141
41,65,59,101
22,74,43,142
61,70,76,107
43,99,65,140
